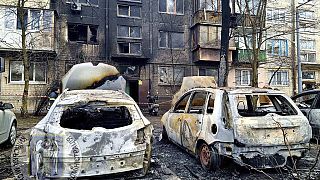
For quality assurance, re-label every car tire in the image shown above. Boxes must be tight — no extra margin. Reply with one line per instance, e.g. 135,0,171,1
198,143,221,171
5,122,17,147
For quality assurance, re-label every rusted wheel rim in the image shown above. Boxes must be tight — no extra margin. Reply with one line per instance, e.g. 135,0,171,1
200,144,211,166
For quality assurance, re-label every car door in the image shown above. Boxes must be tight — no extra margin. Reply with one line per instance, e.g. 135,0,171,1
181,91,207,151
167,92,192,145
0,106,9,143
307,93,320,138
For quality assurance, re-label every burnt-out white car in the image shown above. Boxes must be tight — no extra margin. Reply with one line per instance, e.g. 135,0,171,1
28,63,153,178
161,77,311,170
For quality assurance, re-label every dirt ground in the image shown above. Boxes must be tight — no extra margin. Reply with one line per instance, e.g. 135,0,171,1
0,114,320,180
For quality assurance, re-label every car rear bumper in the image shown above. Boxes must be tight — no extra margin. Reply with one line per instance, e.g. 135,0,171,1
232,143,309,168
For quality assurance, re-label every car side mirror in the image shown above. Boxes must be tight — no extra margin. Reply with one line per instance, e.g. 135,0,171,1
3,103,14,110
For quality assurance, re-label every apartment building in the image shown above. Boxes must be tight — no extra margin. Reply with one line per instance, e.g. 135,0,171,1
0,0,55,111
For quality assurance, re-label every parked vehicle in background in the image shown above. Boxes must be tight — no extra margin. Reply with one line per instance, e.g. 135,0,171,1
147,94,159,116
0,102,17,147
292,89,320,139
161,76,311,170
28,63,153,179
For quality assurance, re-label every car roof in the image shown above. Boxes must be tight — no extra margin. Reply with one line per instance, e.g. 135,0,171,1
292,89,320,99
59,89,136,105
186,87,285,95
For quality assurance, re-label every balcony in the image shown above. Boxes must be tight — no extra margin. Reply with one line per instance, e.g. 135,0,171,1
236,49,266,63
193,10,222,26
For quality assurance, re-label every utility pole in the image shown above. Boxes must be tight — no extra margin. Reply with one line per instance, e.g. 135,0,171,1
219,0,231,87
296,0,312,93
291,0,297,95
296,8,302,93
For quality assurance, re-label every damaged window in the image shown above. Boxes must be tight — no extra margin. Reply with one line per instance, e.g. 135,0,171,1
16,9,28,30
174,92,191,113
59,102,133,130
188,92,207,114
207,94,214,113
118,5,141,18
68,24,98,43
118,25,141,38
234,94,297,117
118,42,141,54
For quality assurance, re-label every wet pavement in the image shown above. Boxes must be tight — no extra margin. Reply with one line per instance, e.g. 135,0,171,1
0,114,319,180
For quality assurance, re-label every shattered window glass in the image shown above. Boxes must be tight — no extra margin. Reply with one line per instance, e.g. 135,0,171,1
118,42,130,53
159,31,168,48
233,94,297,117
89,26,98,43
130,26,141,38
59,103,135,130
159,66,184,85
174,92,191,112
171,32,184,48
188,92,207,113
130,43,141,54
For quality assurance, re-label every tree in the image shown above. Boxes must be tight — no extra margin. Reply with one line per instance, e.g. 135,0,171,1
235,0,267,88
0,0,53,116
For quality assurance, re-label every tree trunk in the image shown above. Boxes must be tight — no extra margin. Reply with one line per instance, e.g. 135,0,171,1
19,3,30,117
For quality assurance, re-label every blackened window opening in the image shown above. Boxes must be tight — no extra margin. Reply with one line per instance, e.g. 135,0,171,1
68,24,98,43
60,105,133,130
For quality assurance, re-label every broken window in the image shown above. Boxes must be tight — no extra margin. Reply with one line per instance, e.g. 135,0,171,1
159,66,185,85
118,25,141,38
67,0,98,5
118,5,141,18
159,0,184,14
16,9,28,30
118,42,141,54
198,68,217,77
68,24,98,43
174,92,191,112
10,61,46,82
207,94,215,113
188,92,207,114
159,31,184,49
197,0,220,11
234,94,297,117
60,103,133,130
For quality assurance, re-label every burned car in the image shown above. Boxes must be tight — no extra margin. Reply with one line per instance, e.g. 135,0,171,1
28,63,153,178
161,77,311,170
292,90,320,139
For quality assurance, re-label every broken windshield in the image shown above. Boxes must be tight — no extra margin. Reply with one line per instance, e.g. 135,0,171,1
232,94,298,117
49,101,139,130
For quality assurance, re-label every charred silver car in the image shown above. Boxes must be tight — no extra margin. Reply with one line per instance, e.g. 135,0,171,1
29,63,153,178
161,77,311,170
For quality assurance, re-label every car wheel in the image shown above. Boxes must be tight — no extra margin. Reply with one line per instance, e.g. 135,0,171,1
5,122,17,147
198,143,221,171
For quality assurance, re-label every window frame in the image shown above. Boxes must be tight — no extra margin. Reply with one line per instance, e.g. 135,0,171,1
159,0,184,15
302,71,316,80
117,42,142,55
117,4,142,18
117,25,142,39
267,39,288,57
158,31,184,49
268,70,289,86
158,66,185,85
9,61,47,84
66,0,99,7
235,69,252,87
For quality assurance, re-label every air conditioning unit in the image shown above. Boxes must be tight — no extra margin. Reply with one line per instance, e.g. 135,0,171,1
71,2,81,11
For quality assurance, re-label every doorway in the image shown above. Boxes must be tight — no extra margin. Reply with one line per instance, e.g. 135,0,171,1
126,80,139,103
